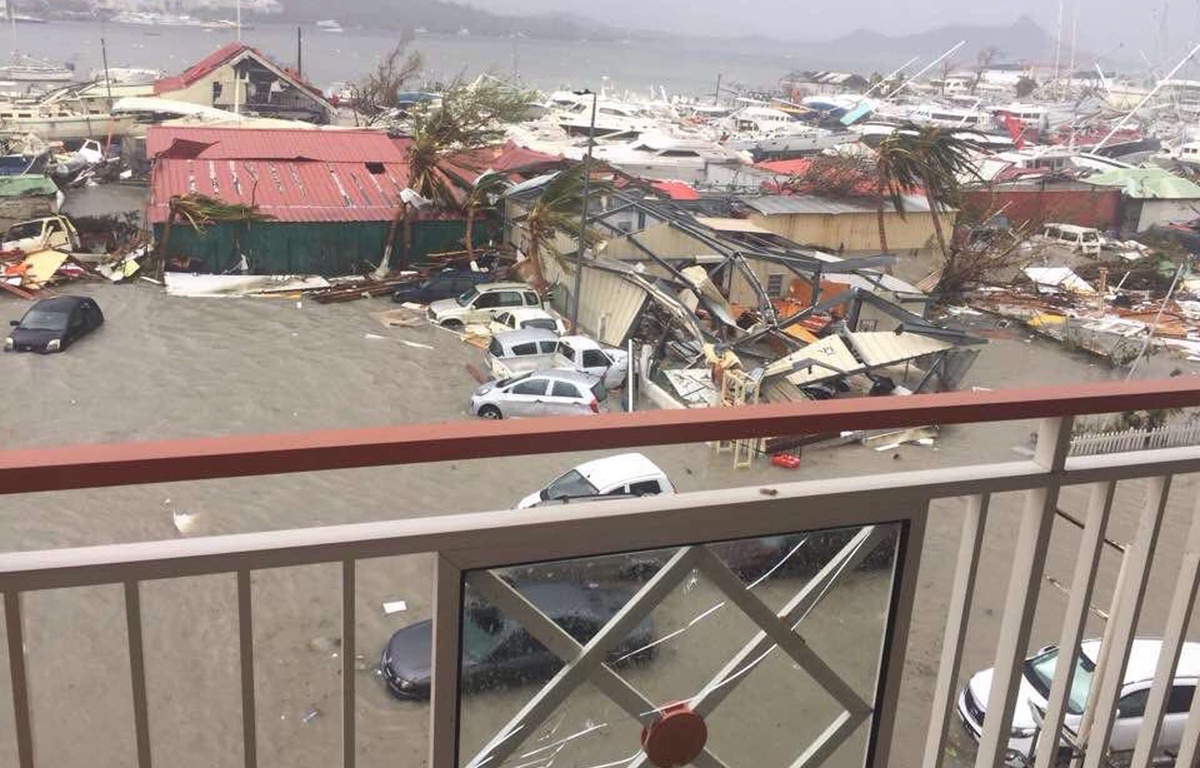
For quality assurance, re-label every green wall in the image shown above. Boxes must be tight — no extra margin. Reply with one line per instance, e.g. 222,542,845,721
155,219,495,276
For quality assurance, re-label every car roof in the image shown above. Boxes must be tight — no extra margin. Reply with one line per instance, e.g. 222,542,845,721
571,452,667,487
1079,639,1200,685
494,328,560,346
558,335,602,349
30,295,88,311
529,369,600,386
513,583,631,621
503,307,555,320
478,282,536,292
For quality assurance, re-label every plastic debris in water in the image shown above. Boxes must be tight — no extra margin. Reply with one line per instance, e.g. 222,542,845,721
301,708,321,724
382,600,408,615
172,510,197,535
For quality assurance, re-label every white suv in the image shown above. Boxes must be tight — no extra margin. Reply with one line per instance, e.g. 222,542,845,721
427,282,542,329
958,639,1200,766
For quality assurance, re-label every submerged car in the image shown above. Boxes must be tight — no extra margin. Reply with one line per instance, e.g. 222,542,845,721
516,452,674,509
957,638,1200,766
5,295,103,353
469,369,607,420
380,582,655,699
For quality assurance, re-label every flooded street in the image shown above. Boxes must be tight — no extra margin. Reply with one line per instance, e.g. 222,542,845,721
1,282,1197,768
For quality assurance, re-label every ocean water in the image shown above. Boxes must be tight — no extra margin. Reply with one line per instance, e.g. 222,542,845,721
11,20,796,96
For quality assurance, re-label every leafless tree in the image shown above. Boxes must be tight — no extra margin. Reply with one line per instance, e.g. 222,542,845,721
349,33,423,119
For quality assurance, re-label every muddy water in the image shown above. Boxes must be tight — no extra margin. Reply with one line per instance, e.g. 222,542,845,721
0,283,1197,768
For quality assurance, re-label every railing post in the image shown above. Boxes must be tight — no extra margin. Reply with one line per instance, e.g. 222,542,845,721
4,590,35,768
428,554,463,768
1078,475,1172,768
976,416,1072,768
237,570,257,768
341,560,356,768
125,581,153,768
1033,482,1116,768
922,494,990,768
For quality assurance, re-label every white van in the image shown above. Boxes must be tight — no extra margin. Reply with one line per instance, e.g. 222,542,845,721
1042,223,1102,256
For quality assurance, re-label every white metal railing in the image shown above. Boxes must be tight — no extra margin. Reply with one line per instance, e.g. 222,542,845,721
1,382,1200,768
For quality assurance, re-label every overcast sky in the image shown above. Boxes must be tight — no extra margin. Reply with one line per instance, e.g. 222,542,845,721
476,0,1185,53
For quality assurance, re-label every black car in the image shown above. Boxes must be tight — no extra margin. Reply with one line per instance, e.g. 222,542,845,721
380,582,655,700
5,295,103,353
392,271,495,304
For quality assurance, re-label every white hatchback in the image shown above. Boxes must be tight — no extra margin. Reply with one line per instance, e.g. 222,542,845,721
958,639,1200,766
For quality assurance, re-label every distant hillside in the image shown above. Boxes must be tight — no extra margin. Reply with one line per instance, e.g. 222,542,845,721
805,16,1082,71
274,0,614,39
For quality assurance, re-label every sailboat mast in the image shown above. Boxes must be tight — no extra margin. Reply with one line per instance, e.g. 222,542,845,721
1053,0,1064,91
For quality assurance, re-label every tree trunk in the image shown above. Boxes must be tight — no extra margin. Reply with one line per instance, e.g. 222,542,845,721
401,205,412,269
464,206,475,260
156,208,174,282
375,202,406,280
875,195,889,254
526,235,547,294
925,187,949,260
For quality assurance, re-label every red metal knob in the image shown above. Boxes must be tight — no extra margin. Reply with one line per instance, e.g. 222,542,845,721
640,702,707,767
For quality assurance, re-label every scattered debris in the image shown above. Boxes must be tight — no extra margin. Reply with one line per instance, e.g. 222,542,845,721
383,600,408,615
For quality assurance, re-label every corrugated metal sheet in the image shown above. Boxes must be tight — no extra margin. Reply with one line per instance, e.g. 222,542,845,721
147,127,404,163
149,156,409,223
742,194,934,216
542,256,648,347
847,331,953,368
765,336,863,385
695,216,773,233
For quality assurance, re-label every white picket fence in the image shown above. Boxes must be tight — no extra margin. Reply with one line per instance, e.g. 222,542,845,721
1070,422,1200,456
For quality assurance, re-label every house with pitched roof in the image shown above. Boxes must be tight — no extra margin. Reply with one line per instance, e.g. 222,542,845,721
153,42,333,124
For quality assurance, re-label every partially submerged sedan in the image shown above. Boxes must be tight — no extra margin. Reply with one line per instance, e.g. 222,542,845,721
5,295,103,353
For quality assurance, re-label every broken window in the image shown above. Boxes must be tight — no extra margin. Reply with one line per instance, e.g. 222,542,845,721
766,273,785,297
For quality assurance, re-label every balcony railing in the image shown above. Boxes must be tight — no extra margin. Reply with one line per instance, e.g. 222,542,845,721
1,378,1200,768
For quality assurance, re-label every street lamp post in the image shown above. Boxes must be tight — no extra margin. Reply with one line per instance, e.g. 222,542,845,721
570,89,597,334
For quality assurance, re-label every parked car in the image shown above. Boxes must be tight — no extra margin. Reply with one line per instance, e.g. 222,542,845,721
517,453,675,509
489,307,567,335
957,638,1200,766
380,582,655,699
427,282,542,329
484,328,562,373
469,369,607,420
488,334,629,389
5,295,103,353
1,215,80,254
390,270,494,305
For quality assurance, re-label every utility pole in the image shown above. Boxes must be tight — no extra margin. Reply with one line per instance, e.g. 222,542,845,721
100,36,113,111
296,26,302,77
570,89,597,334
713,73,722,105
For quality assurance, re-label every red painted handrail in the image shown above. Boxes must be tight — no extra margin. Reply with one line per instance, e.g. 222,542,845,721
1,378,1198,496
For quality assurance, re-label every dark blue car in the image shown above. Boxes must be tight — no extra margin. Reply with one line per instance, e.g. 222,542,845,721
391,271,495,304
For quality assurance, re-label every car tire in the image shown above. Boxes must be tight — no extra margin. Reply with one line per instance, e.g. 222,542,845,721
441,319,464,331
478,405,502,420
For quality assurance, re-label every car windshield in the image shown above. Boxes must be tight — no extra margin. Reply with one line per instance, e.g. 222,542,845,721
456,287,480,307
19,308,68,332
461,611,503,662
540,469,600,501
592,380,608,401
1024,647,1095,715
524,318,558,331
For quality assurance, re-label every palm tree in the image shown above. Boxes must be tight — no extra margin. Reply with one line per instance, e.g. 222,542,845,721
462,171,510,259
871,130,923,255
520,165,607,293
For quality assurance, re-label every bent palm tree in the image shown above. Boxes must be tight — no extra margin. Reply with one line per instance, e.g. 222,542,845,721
907,124,978,259
521,165,608,293
872,129,923,255
462,170,510,259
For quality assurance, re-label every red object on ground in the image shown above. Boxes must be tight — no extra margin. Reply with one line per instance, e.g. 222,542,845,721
771,453,801,469
641,702,707,768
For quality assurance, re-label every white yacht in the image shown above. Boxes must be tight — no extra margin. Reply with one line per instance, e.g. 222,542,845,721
591,134,746,183
0,54,73,84
552,99,656,139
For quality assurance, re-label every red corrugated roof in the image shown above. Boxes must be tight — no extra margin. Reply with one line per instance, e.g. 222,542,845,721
650,180,701,200
148,127,411,224
754,157,813,176
148,126,406,163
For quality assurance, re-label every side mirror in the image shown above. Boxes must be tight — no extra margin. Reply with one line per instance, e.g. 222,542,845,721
9,320,17,326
